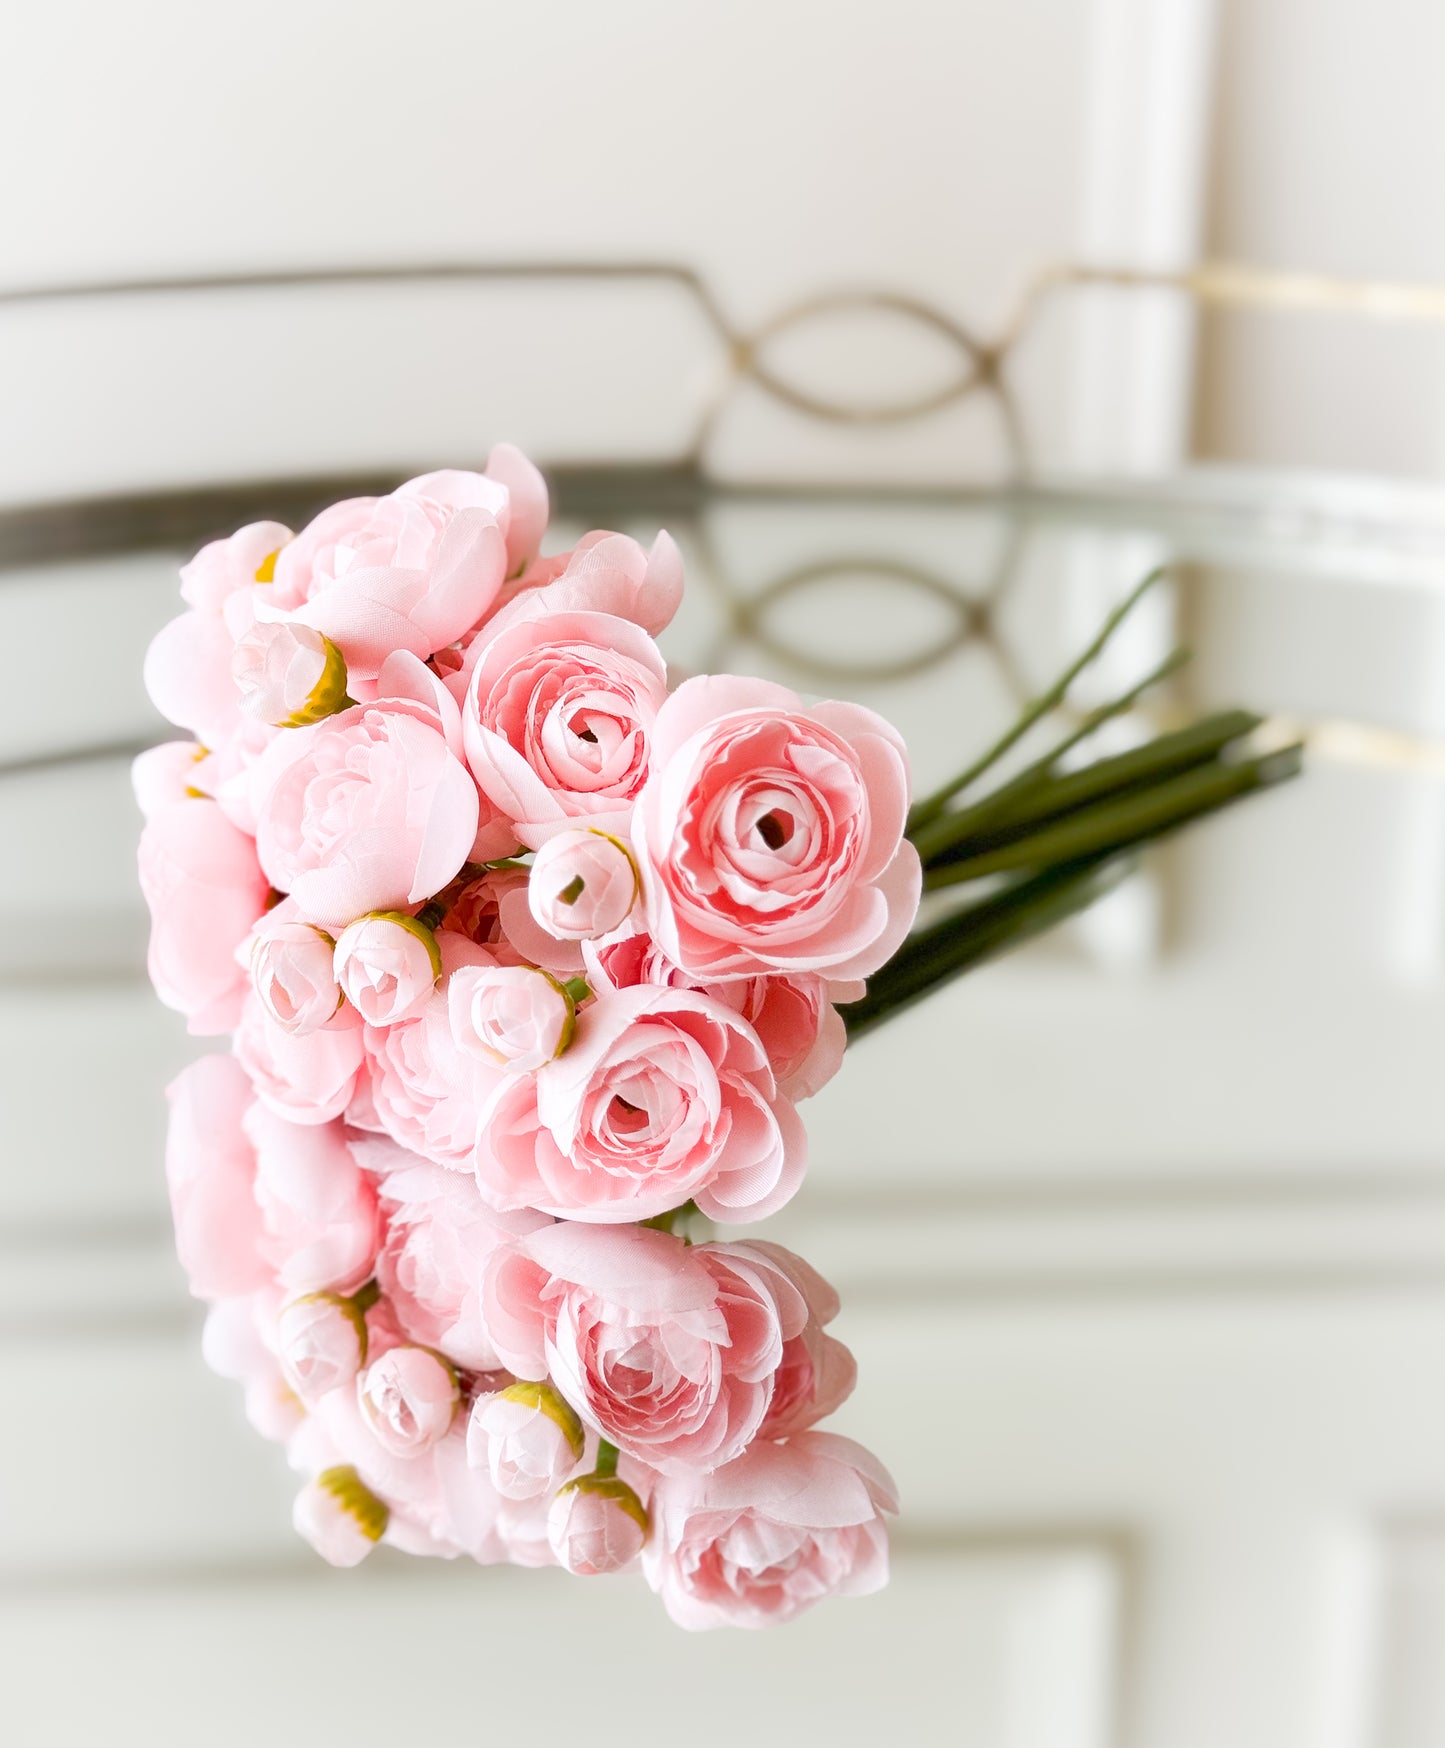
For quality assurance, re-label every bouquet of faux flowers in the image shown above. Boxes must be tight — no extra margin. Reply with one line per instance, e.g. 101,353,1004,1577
137,446,1298,1628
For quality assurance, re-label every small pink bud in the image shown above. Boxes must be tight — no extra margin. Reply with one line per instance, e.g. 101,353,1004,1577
547,1474,650,1575
333,912,441,1027
448,964,574,1072
232,620,351,727
293,1465,388,1566
276,1292,367,1406
357,1346,459,1456
529,829,639,942
468,1380,585,1501
250,918,342,1035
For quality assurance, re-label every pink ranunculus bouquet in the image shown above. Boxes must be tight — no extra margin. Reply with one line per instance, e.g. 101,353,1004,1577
140,446,1299,1627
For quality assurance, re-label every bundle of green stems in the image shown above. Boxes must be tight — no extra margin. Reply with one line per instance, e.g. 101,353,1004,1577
842,570,1303,1040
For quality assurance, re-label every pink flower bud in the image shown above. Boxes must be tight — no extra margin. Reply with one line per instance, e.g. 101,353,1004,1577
276,1292,368,1406
293,1465,389,1566
232,620,353,727
251,918,342,1035
547,1474,650,1575
333,912,441,1026
468,1381,585,1501
528,829,639,941
357,1345,459,1456
448,964,574,1072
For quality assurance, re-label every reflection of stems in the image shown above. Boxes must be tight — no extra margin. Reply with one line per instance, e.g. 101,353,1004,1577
907,566,1166,831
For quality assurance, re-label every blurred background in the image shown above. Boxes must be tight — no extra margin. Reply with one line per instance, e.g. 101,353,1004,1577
6,3,1445,1745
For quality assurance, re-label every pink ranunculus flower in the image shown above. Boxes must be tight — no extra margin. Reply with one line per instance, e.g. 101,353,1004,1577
180,520,294,613
293,1466,390,1567
232,620,352,727
467,1381,587,1502
528,827,640,942
633,674,922,981
139,799,269,1035
144,610,244,749
642,1432,898,1630
237,989,365,1125
492,529,683,639
362,936,505,1171
449,964,575,1073
483,1223,796,1476
131,740,208,819
481,442,550,580
740,1242,857,1438
461,609,668,848
366,1141,551,1370
477,985,805,1224
245,1102,381,1295
248,907,343,1036
253,686,479,933
164,1055,270,1300
333,912,441,1027
548,1474,650,1575
258,467,514,680
202,1292,304,1442
584,928,846,1102
357,1345,461,1457
276,1292,369,1407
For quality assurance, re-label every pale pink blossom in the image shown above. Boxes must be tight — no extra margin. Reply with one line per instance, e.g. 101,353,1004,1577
254,690,478,932
467,1381,586,1501
491,529,682,639
260,469,512,680
548,1475,649,1575
368,1143,551,1370
236,989,365,1125
633,675,921,980
333,912,441,1027
743,1242,857,1438
202,1292,304,1442
144,609,246,748
477,985,805,1224
131,740,207,819
164,1056,269,1299
248,909,342,1036
139,799,268,1035
246,1102,381,1294
293,1466,389,1566
276,1293,368,1406
449,964,575,1073
585,928,845,1102
180,520,293,613
362,936,505,1170
461,609,668,847
528,828,639,941
484,1223,797,1476
232,620,351,727
357,1346,460,1457
642,1432,898,1629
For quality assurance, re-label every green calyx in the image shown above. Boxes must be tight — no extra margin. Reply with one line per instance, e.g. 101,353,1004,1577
287,1290,370,1365
499,1380,586,1459
279,632,355,728
317,1465,389,1542
557,1472,651,1543
363,911,443,981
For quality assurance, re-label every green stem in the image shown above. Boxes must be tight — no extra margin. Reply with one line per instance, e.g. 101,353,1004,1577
842,857,1134,1040
915,710,1263,867
907,566,1167,831
562,976,592,1007
594,1439,620,1479
922,742,1302,891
